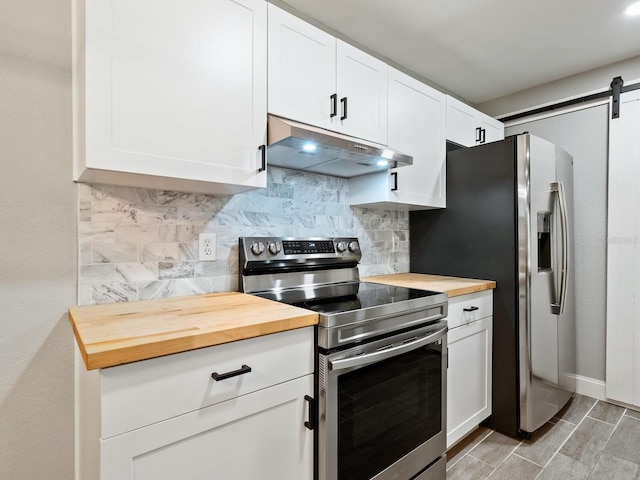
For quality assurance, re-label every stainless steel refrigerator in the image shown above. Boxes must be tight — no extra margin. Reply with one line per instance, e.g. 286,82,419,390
410,133,576,437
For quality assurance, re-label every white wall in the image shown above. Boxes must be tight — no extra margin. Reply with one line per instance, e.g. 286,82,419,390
0,1,76,478
479,55,640,118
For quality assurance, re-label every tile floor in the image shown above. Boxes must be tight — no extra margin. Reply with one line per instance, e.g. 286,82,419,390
446,395,640,480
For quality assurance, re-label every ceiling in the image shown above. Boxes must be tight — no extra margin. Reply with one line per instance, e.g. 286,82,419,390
280,0,640,105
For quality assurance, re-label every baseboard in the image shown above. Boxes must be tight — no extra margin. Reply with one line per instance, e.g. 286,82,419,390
573,374,606,400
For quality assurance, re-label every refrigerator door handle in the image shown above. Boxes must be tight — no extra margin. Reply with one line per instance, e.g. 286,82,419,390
550,181,569,315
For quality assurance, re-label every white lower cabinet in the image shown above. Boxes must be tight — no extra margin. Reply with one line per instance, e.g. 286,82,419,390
77,327,314,480
446,291,493,448
101,375,313,480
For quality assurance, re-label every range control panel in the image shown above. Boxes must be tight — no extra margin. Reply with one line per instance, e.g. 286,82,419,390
282,240,335,255
239,237,361,267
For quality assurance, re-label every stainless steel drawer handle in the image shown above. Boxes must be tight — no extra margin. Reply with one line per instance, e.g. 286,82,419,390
211,364,252,381
329,326,447,371
463,306,479,312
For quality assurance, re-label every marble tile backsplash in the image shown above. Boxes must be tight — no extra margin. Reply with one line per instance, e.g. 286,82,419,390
77,167,410,305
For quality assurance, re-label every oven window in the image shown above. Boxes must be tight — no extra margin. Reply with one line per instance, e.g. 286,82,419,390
337,343,442,480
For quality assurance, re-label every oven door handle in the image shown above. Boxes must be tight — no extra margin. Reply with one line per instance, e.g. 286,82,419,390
328,326,447,371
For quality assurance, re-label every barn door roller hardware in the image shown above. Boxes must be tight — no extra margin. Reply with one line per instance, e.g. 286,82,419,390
611,76,624,119
610,76,640,119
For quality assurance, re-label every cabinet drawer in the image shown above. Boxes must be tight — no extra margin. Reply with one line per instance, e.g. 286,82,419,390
100,327,313,438
447,290,493,329
101,375,314,480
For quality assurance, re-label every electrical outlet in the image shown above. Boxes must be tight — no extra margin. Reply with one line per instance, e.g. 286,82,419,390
198,233,216,261
392,234,399,252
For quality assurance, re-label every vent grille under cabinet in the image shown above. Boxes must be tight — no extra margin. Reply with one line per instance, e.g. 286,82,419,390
319,356,326,397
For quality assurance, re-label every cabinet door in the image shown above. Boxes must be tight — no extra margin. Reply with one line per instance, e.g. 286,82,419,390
445,95,504,147
78,0,267,194
336,40,388,144
447,316,492,448
101,375,314,480
268,4,336,130
446,95,477,147
478,114,505,144
388,68,446,208
349,68,445,209
606,89,640,407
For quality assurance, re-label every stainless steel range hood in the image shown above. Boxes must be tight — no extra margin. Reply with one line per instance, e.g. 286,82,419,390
266,115,412,178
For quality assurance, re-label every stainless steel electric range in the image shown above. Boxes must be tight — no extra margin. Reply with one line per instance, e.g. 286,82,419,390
240,237,449,480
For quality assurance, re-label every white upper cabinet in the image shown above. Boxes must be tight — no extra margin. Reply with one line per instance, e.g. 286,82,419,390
349,67,446,209
446,96,477,146
446,95,504,147
267,4,336,131
268,5,387,145
74,0,268,195
479,115,505,144
335,40,388,144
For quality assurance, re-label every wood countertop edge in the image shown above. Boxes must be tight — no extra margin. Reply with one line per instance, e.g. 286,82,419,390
76,314,318,370
70,275,495,370
362,273,496,298
443,282,496,297
68,292,319,370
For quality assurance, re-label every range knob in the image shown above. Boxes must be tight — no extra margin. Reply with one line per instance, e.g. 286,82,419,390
250,241,265,255
336,241,347,253
348,241,359,253
268,242,281,255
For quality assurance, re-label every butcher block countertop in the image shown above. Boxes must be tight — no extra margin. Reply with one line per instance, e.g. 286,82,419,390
69,292,318,370
363,273,496,297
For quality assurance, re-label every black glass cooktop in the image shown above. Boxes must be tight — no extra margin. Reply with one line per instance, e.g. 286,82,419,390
290,282,442,315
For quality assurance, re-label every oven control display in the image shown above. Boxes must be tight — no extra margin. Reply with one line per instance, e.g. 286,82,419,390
282,240,335,255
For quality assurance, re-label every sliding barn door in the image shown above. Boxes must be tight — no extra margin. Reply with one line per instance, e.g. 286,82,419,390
606,89,640,407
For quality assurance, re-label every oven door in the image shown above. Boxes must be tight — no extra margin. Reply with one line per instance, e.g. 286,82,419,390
318,321,447,480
